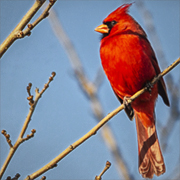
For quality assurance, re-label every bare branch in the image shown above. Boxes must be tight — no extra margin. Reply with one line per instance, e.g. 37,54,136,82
0,0,57,58
5,173,20,180
24,58,180,180
1,130,13,148
21,129,36,143
23,0,57,37
95,161,111,180
0,72,56,179
0,0,45,57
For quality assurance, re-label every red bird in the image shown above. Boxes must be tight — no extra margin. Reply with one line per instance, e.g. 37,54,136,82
95,3,170,179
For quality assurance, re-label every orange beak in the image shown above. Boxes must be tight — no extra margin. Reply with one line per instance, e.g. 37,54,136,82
94,24,109,34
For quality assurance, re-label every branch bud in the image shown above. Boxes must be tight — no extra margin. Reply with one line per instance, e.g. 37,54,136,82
49,0,56,4
44,84,49,89
27,31,31,36
5,134,10,139
15,173,20,179
27,95,33,101
51,72,56,77
28,24,33,30
6,176,11,180
49,76,53,81
31,129,36,133
106,161,111,168
17,31,24,38
28,83,32,87
41,176,46,180
44,12,49,18
1,130,6,135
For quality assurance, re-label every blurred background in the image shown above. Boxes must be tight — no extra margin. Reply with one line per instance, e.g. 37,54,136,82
0,0,179,179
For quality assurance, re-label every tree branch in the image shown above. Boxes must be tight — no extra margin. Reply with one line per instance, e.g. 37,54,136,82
95,161,111,180
5,173,20,180
0,0,57,58
1,130,13,148
24,58,180,180
0,72,56,180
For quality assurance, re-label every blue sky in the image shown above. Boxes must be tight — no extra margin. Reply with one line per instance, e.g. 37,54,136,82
0,0,179,180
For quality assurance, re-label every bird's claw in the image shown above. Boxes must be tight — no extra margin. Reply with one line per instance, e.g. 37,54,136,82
123,96,132,110
145,81,153,93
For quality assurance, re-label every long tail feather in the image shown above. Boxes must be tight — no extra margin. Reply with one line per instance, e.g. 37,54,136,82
135,113,165,179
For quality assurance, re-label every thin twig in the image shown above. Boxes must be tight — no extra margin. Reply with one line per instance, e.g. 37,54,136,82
0,0,57,58
5,173,20,180
23,0,57,37
95,161,111,180
0,72,56,180
24,58,180,180
1,130,13,148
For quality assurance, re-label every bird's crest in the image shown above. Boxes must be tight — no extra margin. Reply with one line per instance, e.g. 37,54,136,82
103,3,133,22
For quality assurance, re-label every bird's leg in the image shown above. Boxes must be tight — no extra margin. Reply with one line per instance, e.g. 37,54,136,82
145,81,153,93
122,96,134,121
123,96,132,111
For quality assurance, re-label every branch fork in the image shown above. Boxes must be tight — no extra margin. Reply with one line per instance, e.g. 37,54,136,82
0,0,57,58
0,72,56,179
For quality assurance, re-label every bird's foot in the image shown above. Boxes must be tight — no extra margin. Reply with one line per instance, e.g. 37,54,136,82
145,81,153,93
123,96,132,111
121,96,134,121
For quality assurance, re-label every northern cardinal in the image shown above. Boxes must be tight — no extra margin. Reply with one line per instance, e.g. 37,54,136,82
95,3,170,179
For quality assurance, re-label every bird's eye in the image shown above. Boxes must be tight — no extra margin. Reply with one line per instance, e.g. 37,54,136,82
104,20,117,29
111,20,117,26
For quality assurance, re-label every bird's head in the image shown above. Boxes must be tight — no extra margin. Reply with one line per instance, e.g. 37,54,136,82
95,3,146,39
